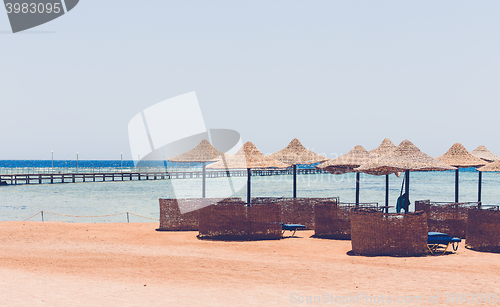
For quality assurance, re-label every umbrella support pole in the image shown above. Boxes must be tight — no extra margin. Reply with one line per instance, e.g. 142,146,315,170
385,174,389,213
455,169,459,203
293,165,297,198
247,168,251,204
355,172,360,206
202,162,206,198
478,171,482,204
405,170,410,213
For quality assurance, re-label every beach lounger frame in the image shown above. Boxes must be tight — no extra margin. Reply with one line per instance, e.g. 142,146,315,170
427,232,461,255
281,223,306,237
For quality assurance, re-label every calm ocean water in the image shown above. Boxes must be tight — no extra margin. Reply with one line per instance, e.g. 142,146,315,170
1,161,499,222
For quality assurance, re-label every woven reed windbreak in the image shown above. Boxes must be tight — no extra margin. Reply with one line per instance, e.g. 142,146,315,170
415,200,478,239
251,197,284,204
198,202,282,240
466,208,500,253
314,202,377,239
158,198,242,231
314,201,349,239
251,197,339,229
350,209,428,256
280,198,323,229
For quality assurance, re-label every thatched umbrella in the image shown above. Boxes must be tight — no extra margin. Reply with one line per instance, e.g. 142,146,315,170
476,158,500,204
471,145,500,162
369,138,396,158
436,143,487,203
470,145,498,201
477,159,500,172
317,145,372,205
206,141,289,203
355,140,455,212
368,138,397,210
269,138,327,198
168,139,228,198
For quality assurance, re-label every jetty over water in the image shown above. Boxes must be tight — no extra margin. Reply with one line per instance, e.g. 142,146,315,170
0,168,325,185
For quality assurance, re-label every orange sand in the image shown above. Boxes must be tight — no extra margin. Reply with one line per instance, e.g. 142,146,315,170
0,222,499,306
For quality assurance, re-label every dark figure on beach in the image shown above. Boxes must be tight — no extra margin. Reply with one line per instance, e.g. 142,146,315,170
396,193,410,213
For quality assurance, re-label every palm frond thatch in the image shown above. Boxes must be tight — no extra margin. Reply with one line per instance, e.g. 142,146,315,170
167,139,228,162
269,138,327,165
477,158,500,172
355,139,456,175
436,143,487,168
317,145,372,174
471,145,500,162
206,142,290,169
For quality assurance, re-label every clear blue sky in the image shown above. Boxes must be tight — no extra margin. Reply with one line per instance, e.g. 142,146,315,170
1,1,499,160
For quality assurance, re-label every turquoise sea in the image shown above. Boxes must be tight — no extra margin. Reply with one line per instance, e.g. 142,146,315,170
0,161,499,223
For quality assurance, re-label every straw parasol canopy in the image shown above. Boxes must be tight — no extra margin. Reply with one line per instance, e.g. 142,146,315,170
167,139,227,162
355,140,455,212
167,139,230,198
475,151,500,203
471,145,500,162
367,138,398,211
436,143,487,168
316,145,372,175
269,138,327,165
366,138,400,175
207,142,289,203
269,138,327,198
477,159,500,172
436,143,486,203
316,145,372,205
207,141,289,170
369,138,397,159
356,140,455,175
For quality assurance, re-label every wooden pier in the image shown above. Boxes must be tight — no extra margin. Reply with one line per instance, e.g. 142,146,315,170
0,168,325,185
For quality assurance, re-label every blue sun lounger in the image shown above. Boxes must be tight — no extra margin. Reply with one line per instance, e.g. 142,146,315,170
281,223,306,237
427,232,461,255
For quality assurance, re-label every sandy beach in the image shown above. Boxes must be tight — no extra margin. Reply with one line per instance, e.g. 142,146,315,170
0,222,499,306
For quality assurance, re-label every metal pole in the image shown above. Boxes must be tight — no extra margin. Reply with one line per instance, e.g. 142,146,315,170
138,153,141,173
41,211,44,222
293,164,297,198
127,212,129,223
405,170,410,212
76,152,79,173
385,174,389,213
247,168,251,204
355,172,360,205
455,168,459,203
478,171,482,204
202,162,206,198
